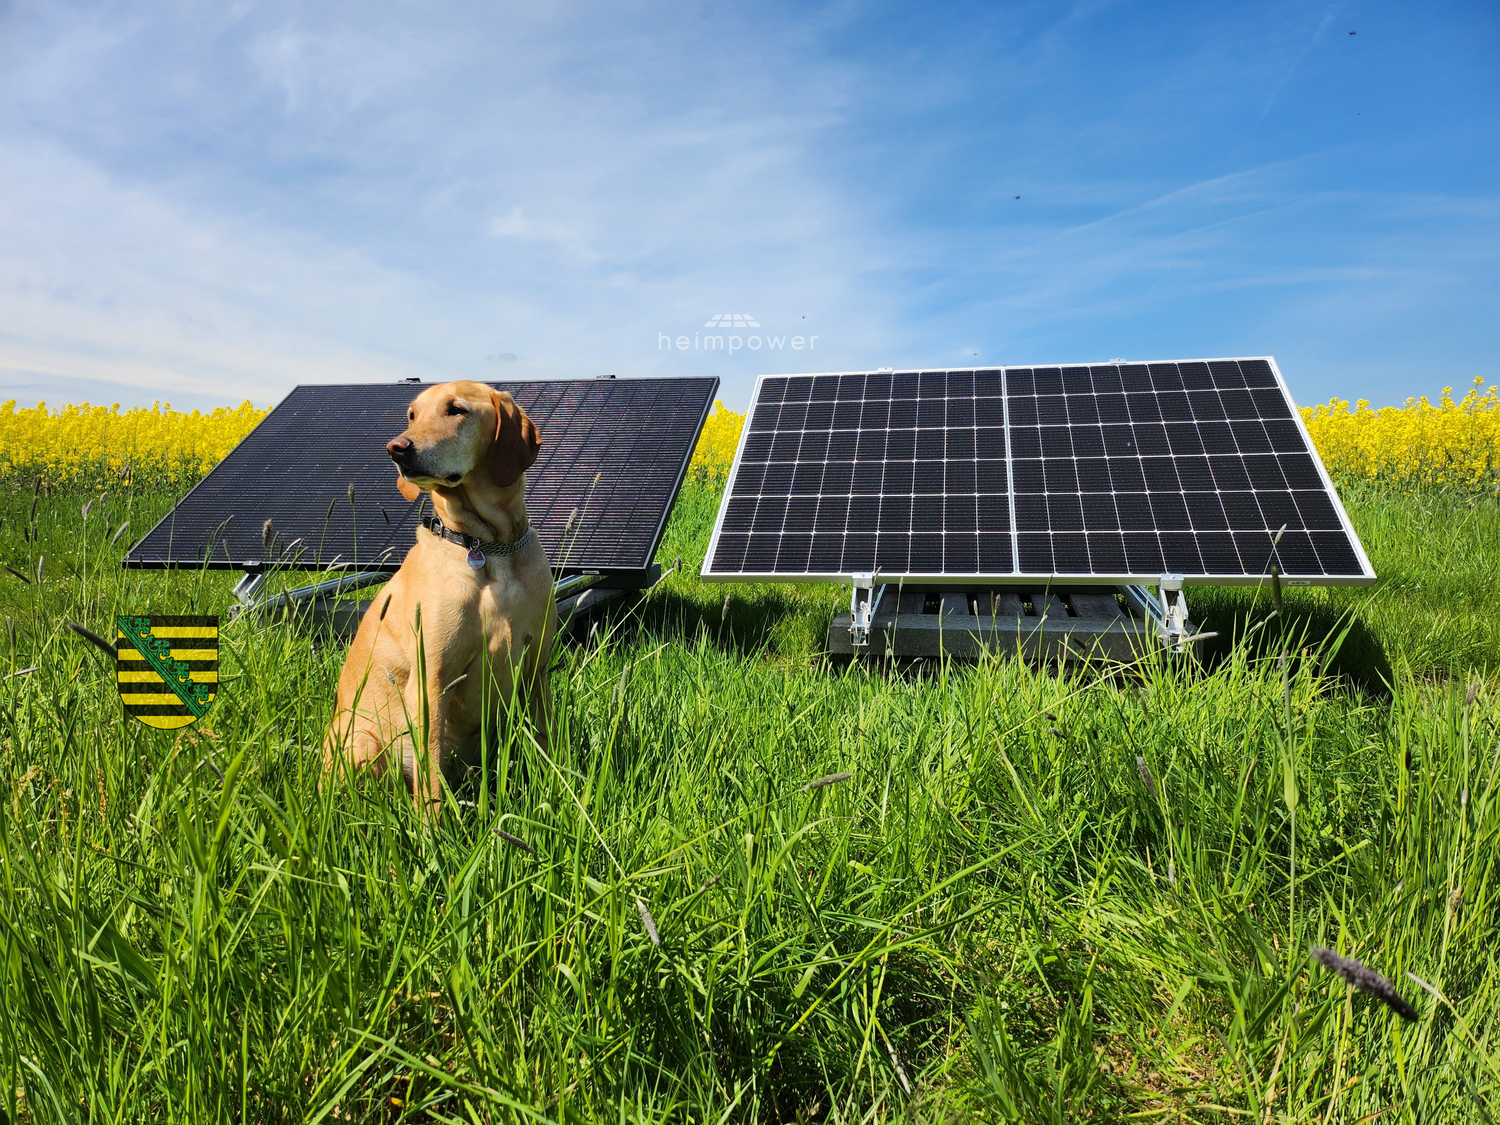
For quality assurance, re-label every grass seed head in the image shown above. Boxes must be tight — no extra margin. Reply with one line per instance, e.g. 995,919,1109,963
262,518,274,551
65,621,116,659
493,827,535,855
1136,755,1158,799
636,897,661,947
804,770,853,792
1311,947,1418,1021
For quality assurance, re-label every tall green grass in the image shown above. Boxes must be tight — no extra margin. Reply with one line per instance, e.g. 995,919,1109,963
1190,483,1500,683
0,479,1496,1121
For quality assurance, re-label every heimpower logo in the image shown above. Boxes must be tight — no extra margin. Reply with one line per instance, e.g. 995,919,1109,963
659,314,817,354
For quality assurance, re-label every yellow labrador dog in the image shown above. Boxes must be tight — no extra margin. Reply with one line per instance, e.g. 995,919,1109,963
324,380,556,812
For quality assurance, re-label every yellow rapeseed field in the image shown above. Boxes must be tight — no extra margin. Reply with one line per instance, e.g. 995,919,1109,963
686,400,747,481
0,399,268,485
1301,376,1499,490
2,380,1496,492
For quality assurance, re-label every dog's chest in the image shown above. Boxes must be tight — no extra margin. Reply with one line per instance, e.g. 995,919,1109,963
476,565,547,648
474,572,517,626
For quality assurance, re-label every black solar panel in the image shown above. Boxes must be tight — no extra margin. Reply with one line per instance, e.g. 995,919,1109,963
126,378,718,575
702,358,1374,585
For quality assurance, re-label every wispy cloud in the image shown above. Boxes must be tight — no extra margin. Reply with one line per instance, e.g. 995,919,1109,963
488,207,599,263
1259,3,1343,121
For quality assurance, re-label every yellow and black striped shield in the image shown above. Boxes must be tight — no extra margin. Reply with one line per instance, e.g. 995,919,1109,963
115,615,219,730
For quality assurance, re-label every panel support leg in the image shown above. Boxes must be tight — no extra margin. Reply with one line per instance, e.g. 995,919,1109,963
231,570,266,608
848,573,886,648
1157,573,1188,652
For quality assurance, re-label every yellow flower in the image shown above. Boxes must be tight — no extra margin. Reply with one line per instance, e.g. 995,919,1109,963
1301,376,1500,491
0,399,269,486
688,400,746,481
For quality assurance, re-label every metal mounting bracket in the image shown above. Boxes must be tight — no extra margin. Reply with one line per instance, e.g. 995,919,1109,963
231,570,267,607
1156,574,1189,652
848,573,886,647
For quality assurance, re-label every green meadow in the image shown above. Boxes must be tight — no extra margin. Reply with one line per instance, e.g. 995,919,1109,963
1,475,1497,1122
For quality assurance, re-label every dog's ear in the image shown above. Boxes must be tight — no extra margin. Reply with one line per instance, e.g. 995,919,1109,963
395,471,421,501
487,389,541,487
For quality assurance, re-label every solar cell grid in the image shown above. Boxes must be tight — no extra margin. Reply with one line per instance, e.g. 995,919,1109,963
703,357,1373,584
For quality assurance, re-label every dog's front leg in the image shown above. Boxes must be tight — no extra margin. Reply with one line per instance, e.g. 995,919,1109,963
517,609,557,754
404,667,451,818
526,657,553,753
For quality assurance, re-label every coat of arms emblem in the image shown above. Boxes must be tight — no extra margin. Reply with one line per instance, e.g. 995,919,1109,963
115,615,219,729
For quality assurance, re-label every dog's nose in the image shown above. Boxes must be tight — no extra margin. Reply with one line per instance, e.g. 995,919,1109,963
387,436,413,462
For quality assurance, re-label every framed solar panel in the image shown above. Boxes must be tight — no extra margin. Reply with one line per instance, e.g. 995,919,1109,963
701,358,1374,586
126,377,719,576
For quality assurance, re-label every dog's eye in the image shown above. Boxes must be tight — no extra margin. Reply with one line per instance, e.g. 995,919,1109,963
447,402,468,416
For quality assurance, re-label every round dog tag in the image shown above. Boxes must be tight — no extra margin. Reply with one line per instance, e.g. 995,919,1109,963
466,546,486,569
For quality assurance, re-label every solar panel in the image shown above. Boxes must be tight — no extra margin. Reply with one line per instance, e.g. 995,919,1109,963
702,358,1374,585
126,377,719,575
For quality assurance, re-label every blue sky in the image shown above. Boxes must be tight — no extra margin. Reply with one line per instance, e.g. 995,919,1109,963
0,0,1495,414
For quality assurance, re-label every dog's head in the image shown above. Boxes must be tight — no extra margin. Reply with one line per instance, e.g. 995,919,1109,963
386,381,541,501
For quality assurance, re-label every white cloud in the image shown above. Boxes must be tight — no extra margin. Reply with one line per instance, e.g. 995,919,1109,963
0,2,890,409
0,139,450,407
245,25,422,116
487,207,597,261
0,1,1493,413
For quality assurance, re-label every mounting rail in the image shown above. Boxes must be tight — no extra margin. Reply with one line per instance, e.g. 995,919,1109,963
830,580,1209,661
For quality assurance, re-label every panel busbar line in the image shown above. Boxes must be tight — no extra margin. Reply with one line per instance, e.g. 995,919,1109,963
126,377,719,575
701,358,1374,586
